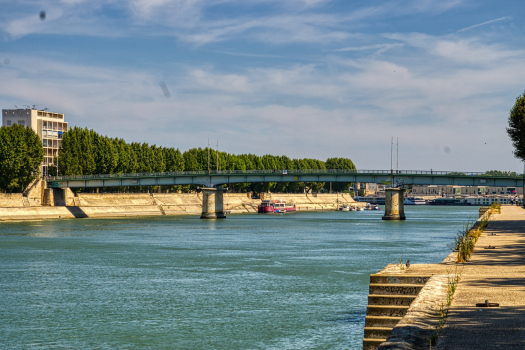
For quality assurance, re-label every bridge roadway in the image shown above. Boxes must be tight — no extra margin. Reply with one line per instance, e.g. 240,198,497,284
48,169,524,189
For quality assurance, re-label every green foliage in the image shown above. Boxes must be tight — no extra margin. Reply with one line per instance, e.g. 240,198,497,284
455,213,491,263
507,91,525,162
324,157,356,192
0,124,44,192
56,127,357,193
483,170,518,177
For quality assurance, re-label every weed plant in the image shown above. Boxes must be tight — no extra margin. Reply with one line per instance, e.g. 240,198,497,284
490,201,501,214
455,212,492,263
398,258,406,271
429,270,460,349
429,303,449,347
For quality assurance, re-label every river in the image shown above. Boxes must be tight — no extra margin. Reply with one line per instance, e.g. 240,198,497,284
0,206,478,349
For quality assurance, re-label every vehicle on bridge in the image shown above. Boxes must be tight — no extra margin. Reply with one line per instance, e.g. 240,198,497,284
258,199,297,213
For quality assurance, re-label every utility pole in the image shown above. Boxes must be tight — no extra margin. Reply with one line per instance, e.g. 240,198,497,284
391,136,394,185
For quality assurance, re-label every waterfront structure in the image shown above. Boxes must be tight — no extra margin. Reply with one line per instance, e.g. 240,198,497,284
382,188,405,220
2,108,68,175
356,182,384,196
47,169,524,219
411,185,523,196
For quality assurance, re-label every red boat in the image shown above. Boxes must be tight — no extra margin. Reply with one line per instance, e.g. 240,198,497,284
258,199,297,213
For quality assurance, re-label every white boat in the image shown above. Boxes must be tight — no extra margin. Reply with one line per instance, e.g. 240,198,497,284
404,197,426,205
357,207,364,211
339,205,350,211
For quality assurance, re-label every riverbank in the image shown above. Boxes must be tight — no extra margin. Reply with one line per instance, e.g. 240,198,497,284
0,192,365,220
435,205,525,349
366,205,525,350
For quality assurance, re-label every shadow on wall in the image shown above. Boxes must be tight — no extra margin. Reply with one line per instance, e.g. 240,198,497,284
65,206,88,218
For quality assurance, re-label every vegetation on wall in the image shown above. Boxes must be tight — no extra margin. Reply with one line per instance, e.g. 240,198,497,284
54,127,356,193
0,124,44,192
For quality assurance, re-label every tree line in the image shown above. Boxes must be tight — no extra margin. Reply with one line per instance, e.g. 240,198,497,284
53,127,356,193
0,124,44,192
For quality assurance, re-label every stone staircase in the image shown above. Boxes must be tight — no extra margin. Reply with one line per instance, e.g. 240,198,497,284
363,274,431,350
23,178,40,197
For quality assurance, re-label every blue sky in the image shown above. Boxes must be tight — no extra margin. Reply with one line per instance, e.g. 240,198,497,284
1,0,525,172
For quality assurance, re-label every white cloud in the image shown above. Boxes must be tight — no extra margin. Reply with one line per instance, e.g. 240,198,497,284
0,0,523,171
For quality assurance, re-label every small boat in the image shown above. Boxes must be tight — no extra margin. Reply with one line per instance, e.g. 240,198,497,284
339,205,350,211
357,207,364,211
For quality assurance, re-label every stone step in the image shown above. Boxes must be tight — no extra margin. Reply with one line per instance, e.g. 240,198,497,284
366,305,410,317
365,316,403,327
370,274,431,285
364,326,394,339
369,283,423,296
368,294,416,306
363,338,387,350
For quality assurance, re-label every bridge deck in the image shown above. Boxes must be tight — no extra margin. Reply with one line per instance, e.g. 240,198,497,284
47,170,524,188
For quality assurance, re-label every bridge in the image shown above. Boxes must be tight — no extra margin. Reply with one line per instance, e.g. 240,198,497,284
47,169,524,220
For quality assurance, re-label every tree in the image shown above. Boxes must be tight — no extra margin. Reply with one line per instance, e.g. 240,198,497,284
507,91,525,162
324,157,356,192
0,124,43,192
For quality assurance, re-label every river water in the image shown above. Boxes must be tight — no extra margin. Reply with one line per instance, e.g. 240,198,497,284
0,206,478,350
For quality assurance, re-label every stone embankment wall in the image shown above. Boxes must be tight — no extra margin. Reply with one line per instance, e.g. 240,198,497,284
0,191,362,220
0,194,25,207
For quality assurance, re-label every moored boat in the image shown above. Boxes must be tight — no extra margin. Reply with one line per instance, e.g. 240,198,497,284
404,197,426,205
258,199,297,213
428,198,471,206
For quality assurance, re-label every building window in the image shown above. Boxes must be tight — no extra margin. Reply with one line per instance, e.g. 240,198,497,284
18,120,25,126
6,120,11,126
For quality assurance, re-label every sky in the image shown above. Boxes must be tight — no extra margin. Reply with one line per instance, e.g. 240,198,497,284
1,0,525,172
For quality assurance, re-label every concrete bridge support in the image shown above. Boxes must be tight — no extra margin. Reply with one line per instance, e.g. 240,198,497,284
382,188,406,220
200,187,227,219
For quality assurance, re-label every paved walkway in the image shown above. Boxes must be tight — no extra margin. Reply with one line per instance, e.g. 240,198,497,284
435,205,525,349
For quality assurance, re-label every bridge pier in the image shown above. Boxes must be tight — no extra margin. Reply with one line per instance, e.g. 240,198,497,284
200,187,226,219
382,188,406,220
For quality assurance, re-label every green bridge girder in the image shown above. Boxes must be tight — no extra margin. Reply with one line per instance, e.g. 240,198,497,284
47,169,525,189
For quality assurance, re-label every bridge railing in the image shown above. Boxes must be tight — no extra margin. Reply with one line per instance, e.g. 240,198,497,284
46,169,523,181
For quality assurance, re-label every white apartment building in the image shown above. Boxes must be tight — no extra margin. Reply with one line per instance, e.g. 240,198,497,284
2,108,68,175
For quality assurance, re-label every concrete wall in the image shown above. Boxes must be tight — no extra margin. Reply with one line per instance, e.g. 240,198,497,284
76,193,154,206
0,193,25,207
0,191,364,220
0,206,76,220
